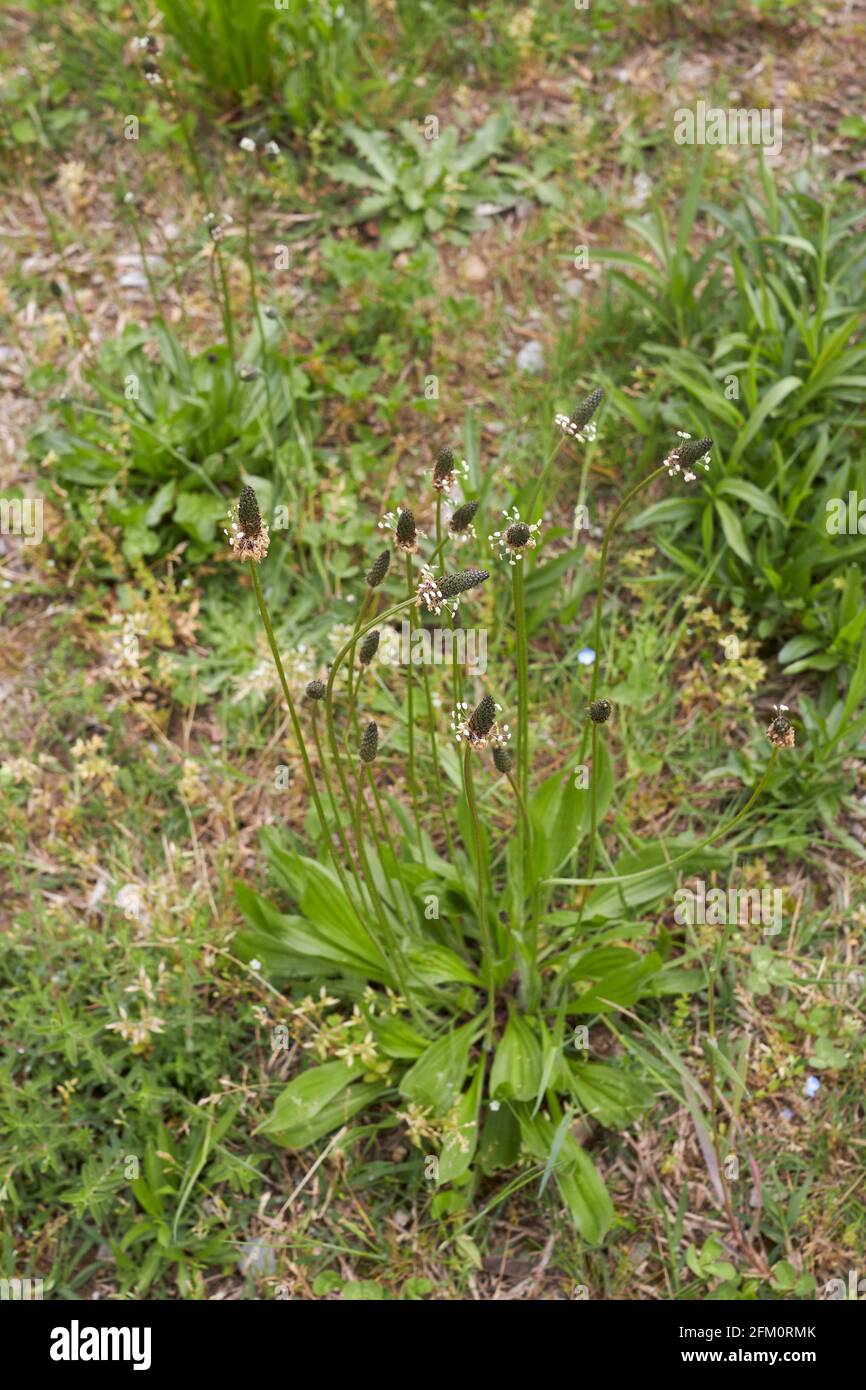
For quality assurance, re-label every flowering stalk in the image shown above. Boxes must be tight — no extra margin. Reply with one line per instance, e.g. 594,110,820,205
490,511,540,945
120,192,167,329
241,177,280,485
324,597,418,855
308,693,368,910
159,75,236,372
403,554,425,859
345,552,389,742
571,439,713,863
367,768,421,934
349,730,416,1006
462,743,495,1050
512,557,530,871
248,561,372,928
455,694,510,1046
494,744,537,1006
530,387,604,516
410,552,456,863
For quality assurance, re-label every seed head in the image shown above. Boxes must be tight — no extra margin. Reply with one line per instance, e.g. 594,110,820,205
305,679,326,701
469,695,498,738
358,630,380,666
571,386,604,430
449,500,479,534
489,507,541,565
438,568,489,599
556,386,604,440
433,447,454,483
238,486,261,536
504,521,532,549
451,695,510,751
432,446,468,495
379,505,425,550
766,704,795,749
367,549,391,588
664,433,713,481
492,745,513,775
225,486,270,563
675,436,713,470
587,699,612,724
395,507,418,553
360,721,379,763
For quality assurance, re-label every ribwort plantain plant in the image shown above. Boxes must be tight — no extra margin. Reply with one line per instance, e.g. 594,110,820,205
236,405,795,1243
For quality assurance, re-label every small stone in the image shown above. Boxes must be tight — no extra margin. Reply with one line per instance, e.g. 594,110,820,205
238,1238,276,1276
516,339,544,373
461,254,488,282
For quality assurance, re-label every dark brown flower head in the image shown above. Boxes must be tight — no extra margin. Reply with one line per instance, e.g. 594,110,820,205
556,386,604,440
766,704,795,749
490,508,540,565
675,436,713,470
395,507,418,553
504,521,531,549
438,568,489,600
432,446,467,495
471,696,497,736
366,549,391,588
358,630,380,666
305,679,326,701
492,745,514,775
572,386,604,430
449,500,479,534
226,486,269,562
433,447,454,484
664,434,713,481
452,694,511,751
360,721,379,763
587,699,612,724
238,486,262,537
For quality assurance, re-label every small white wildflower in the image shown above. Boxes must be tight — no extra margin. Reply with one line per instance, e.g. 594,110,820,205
555,413,597,443
416,566,446,615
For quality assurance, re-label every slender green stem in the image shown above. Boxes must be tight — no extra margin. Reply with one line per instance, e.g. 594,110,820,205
346,589,374,748
243,181,281,486
249,562,371,933
325,596,415,852
506,767,538,1007
567,463,671,874
123,200,166,327
463,745,495,1049
588,721,599,882
310,705,367,908
512,558,530,856
528,435,565,518
164,81,236,372
588,464,667,711
369,775,417,930
351,768,413,1001
404,555,425,859
550,749,779,890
